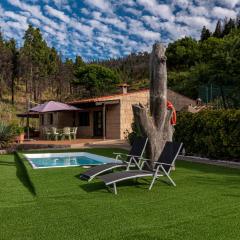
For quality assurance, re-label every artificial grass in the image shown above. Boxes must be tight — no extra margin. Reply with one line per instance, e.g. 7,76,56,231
0,148,240,240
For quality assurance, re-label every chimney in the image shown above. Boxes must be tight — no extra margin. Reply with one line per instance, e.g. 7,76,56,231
118,83,130,94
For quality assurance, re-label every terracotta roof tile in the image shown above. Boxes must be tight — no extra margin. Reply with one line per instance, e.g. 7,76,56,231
67,89,149,104
67,88,195,105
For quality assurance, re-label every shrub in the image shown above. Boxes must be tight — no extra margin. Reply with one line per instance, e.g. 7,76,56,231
0,122,18,149
10,124,24,135
125,122,143,145
174,110,240,160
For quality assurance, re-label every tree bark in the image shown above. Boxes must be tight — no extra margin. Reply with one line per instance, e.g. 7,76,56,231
132,43,174,167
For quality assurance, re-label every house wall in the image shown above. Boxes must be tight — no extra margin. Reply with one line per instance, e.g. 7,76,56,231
118,90,196,140
106,104,120,139
38,89,195,140
57,112,75,128
75,107,103,138
119,91,148,139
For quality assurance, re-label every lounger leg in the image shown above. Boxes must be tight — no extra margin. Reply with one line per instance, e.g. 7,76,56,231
149,175,157,190
166,174,176,187
113,183,117,195
160,166,176,187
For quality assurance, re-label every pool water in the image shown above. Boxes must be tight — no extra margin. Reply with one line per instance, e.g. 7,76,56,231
24,152,121,169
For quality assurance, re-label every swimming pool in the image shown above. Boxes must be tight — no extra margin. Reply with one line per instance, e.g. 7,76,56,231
24,152,121,169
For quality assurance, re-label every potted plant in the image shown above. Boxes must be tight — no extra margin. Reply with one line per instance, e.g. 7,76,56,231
10,124,25,143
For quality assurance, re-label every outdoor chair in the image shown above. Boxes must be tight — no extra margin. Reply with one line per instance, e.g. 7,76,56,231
43,127,51,140
97,141,183,194
51,127,60,141
70,127,78,140
80,136,148,182
61,127,71,140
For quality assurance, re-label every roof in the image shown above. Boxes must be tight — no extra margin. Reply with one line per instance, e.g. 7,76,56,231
68,89,195,105
17,112,39,118
30,100,81,113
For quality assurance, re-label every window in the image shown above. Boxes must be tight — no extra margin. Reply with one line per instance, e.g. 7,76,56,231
41,115,44,125
79,112,90,126
48,113,53,125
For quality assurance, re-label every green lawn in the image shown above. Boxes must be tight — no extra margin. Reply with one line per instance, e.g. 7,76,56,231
0,148,240,240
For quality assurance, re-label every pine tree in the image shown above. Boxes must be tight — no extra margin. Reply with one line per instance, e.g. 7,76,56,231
74,55,85,70
5,39,19,105
222,18,236,37
200,26,211,41
236,16,240,29
213,20,222,38
20,25,51,101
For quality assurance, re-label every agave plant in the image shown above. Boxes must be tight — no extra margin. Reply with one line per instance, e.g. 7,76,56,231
0,122,16,149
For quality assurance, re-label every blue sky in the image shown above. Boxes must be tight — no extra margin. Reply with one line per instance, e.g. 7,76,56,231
0,0,239,60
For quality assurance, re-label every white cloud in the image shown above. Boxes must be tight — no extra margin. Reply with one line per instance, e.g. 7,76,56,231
215,0,240,8
137,0,175,21
177,16,212,29
83,0,113,13
1,0,240,60
188,6,210,17
212,6,237,19
124,7,142,16
117,0,136,7
142,15,161,30
80,8,90,15
4,11,27,24
45,5,70,23
5,20,28,31
127,18,161,41
88,19,109,32
7,0,61,30
28,18,41,26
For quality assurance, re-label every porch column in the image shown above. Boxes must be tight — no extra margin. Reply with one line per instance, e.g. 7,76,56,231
103,103,106,140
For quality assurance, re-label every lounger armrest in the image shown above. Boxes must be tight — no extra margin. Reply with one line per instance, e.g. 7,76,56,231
154,162,173,167
113,153,144,158
113,152,125,155
125,154,144,158
140,157,152,162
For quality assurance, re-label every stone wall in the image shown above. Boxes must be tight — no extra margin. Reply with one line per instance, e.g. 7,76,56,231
118,89,196,139
106,104,120,139
119,91,148,139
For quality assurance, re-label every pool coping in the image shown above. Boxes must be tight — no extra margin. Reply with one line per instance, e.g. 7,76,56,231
23,152,121,169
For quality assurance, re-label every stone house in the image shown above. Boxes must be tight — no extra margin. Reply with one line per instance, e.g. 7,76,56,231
39,87,195,140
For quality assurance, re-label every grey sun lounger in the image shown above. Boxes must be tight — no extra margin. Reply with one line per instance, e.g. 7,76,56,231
98,141,183,194
79,136,148,181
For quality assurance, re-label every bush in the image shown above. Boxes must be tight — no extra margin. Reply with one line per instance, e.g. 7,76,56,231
174,110,240,160
125,122,143,145
10,124,24,135
0,122,18,149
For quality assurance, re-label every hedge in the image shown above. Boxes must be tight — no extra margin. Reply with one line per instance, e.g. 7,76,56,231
174,110,240,160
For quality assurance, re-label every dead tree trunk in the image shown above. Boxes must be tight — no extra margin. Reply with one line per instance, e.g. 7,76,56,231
132,43,174,166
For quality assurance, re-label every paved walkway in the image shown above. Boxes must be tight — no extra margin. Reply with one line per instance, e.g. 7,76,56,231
17,139,131,150
177,155,240,169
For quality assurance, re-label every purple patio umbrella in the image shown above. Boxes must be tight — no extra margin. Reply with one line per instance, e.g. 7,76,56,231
30,101,80,113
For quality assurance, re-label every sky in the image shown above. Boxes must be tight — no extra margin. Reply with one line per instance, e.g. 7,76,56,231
0,0,240,61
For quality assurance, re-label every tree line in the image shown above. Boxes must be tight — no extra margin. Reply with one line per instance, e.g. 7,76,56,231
99,17,240,108
0,25,85,105
1,17,240,108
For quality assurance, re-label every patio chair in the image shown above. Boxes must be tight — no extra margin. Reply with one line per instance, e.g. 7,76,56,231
80,136,148,182
97,141,183,194
43,127,51,140
51,127,60,141
70,127,78,140
61,127,71,140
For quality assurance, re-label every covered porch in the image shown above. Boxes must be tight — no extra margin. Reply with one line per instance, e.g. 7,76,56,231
17,99,121,141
